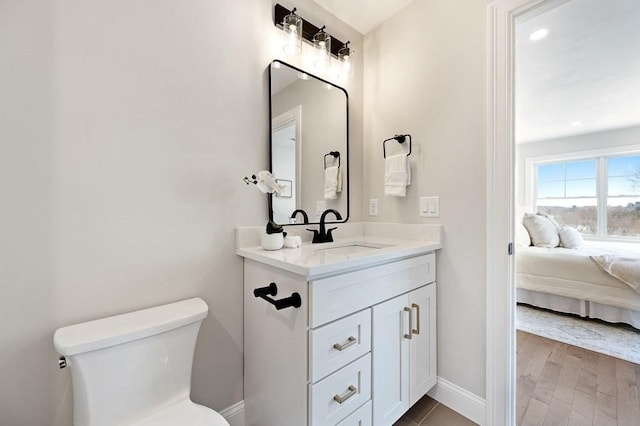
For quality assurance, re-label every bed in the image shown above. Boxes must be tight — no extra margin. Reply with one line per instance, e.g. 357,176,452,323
516,242,640,329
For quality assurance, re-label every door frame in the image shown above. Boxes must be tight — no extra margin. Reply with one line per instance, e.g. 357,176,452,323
272,105,302,203
485,0,552,424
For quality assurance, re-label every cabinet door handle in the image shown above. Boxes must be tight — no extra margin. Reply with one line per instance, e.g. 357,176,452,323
404,306,412,339
333,336,357,351
412,303,420,335
333,385,358,404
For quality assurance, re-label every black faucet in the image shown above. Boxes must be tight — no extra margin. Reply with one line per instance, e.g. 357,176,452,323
307,209,342,243
290,209,309,225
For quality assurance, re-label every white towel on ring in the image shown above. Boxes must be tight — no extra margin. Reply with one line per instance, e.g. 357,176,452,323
384,154,411,197
324,166,340,199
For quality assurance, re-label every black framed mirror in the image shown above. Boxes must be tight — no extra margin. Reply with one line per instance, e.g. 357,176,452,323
268,60,349,226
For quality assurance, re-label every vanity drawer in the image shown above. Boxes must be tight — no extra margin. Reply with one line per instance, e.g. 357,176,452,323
310,254,435,327
309,354,371,426
335,400,372,426
310,309,371,383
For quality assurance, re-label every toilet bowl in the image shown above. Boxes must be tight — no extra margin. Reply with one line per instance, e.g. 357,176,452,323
53,298,230,426
132,400,227,426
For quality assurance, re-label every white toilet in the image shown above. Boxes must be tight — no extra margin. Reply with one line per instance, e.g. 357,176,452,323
53,298,230,426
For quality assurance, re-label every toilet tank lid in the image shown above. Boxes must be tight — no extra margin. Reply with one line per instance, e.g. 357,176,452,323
54,298,208,356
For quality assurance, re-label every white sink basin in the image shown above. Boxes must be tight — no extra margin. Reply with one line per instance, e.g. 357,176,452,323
316,243,390,255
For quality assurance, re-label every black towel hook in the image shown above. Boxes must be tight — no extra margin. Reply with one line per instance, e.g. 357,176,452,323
324,151,340,169
383,134,412,158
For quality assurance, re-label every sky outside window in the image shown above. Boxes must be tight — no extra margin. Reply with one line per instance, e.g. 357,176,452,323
537,160,597,198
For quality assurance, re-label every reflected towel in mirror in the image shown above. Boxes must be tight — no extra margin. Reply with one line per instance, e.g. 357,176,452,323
324,166,341,199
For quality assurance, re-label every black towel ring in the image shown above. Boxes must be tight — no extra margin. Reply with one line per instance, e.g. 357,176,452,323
383,134,412,158
324,151,340,169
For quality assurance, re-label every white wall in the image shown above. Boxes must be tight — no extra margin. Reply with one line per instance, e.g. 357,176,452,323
516,125,640,206
0,0,363,424
364,0,490,399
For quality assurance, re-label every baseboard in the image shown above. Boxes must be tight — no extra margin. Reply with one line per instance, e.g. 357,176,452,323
219,400,245,426
427,377,486,426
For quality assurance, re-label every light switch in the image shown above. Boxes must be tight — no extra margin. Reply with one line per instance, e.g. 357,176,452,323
369,199,379,216
419,196,439,217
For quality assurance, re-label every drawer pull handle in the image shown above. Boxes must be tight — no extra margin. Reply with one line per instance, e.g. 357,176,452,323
333,336,357,351
404,306,412,339
253,282,302,310
412,303,420,335
333,385,357,404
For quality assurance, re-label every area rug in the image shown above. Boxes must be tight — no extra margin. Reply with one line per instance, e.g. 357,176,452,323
516,304,640,364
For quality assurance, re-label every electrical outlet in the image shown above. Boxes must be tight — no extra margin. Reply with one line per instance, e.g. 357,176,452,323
419,196,439,217
369,198,379,216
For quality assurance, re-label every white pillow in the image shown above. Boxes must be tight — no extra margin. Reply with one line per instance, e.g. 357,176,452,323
537,212,562,231
522,213,560,248
559,226,583,249
516,222,531,247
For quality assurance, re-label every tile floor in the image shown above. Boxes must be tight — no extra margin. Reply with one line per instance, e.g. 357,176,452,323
393,395,478,425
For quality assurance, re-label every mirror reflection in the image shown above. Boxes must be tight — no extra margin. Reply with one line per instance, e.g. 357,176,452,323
269,60,349,226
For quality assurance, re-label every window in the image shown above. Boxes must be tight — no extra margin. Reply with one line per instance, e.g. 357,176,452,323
535,153,640,239
607,155,640,237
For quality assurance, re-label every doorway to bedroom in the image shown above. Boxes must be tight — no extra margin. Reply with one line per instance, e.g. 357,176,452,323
512,0,640,423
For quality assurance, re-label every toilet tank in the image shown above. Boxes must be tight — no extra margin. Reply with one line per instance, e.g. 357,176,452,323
54,298,208,426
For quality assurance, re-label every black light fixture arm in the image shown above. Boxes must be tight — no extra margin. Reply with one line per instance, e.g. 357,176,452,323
274,3,347,58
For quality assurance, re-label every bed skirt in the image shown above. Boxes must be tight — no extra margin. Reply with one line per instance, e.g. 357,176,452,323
516,288,640,329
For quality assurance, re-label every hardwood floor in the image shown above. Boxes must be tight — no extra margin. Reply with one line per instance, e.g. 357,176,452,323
517,330,640,425
394,395,478,425
394,329,639,425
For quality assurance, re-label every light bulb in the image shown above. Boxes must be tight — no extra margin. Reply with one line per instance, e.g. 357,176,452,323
529,28,549,42
338,42,353,81
313,28,331,70
282,11,302,56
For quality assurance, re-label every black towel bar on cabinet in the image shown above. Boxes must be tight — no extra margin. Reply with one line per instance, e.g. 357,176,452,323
253,282,302,310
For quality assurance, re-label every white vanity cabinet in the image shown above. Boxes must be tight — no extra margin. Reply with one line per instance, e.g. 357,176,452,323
242,252,437,426
372,284,437,425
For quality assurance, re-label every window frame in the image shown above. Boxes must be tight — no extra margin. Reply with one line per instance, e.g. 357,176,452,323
526,144,640,242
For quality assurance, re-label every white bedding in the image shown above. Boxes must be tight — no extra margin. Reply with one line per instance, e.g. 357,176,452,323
516,243,640,313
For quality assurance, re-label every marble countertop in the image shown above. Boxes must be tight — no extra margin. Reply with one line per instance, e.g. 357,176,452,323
236,235,442,279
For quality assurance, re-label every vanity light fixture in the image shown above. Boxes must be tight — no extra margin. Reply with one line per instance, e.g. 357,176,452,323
274,4,348,68
571,120,583,126
282,7,302,55
337,41,353,80
313,26,331,70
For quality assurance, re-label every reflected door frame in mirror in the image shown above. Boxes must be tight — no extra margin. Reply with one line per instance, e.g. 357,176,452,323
268,59,349,226
271,106,302,225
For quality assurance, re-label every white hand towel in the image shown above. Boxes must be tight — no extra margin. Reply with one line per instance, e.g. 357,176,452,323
324,166,339,200
384,154,411,197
